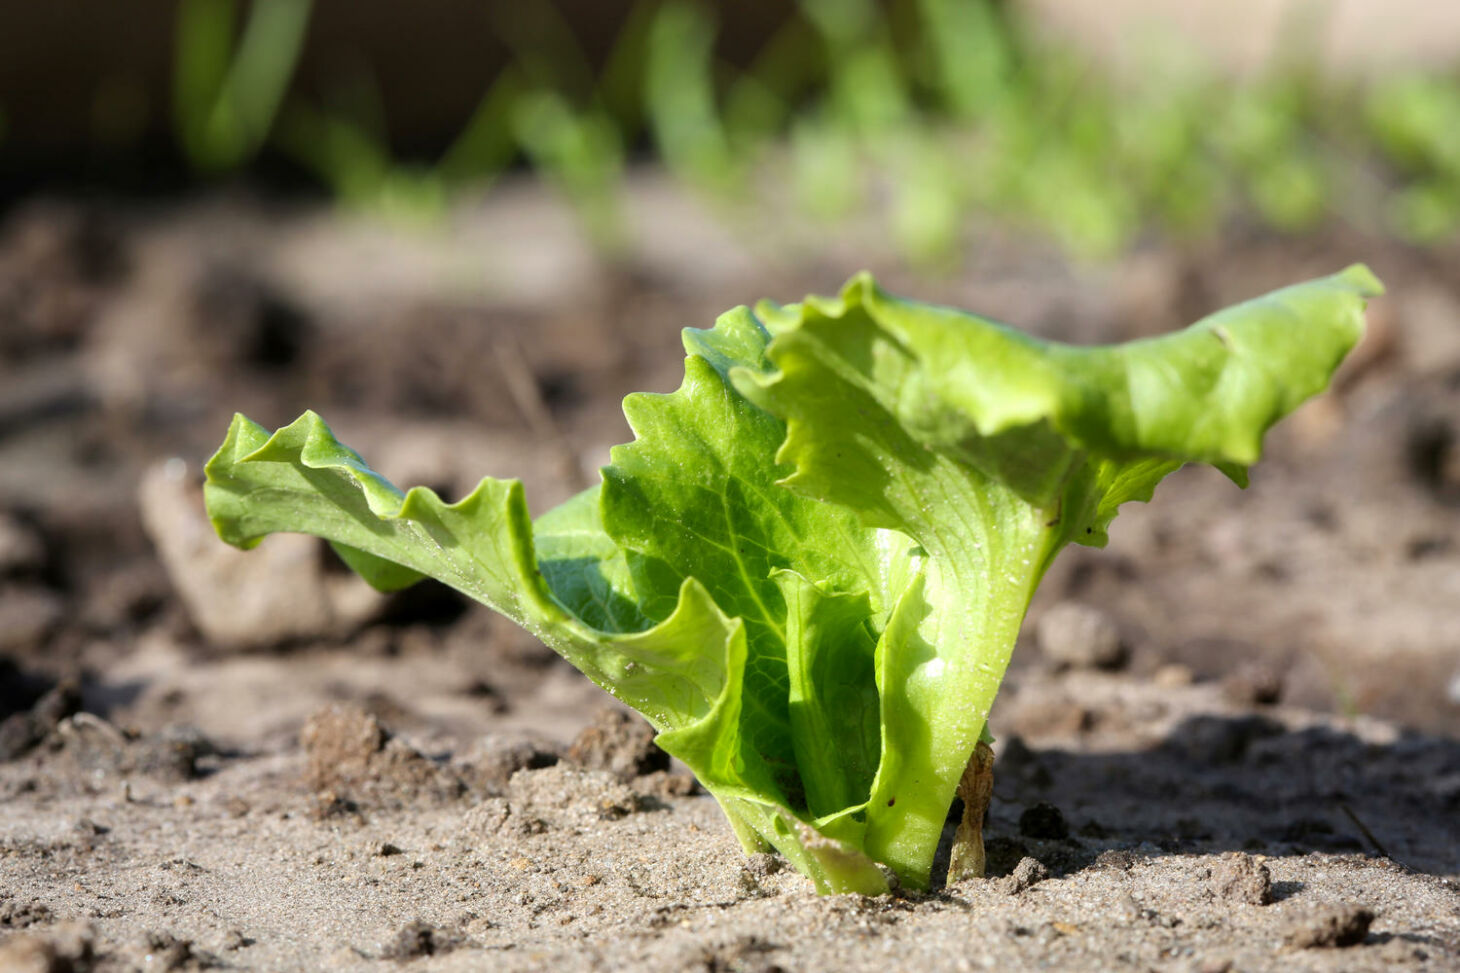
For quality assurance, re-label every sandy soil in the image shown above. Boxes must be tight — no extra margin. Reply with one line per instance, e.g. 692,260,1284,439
1,180,1458,970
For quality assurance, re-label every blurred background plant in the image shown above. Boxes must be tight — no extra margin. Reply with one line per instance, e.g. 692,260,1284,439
173,0,311,173
4,0,1460,262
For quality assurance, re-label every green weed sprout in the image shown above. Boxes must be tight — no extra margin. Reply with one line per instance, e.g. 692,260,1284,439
203,268,1379,893
1364,74,1460,243
174,0,311,172
645,1,741,196
276,71,522,226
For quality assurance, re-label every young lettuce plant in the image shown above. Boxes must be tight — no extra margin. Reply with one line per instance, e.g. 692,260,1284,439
203,266,1380,894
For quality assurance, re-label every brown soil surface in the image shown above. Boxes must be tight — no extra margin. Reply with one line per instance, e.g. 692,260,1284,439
2,182,1458,970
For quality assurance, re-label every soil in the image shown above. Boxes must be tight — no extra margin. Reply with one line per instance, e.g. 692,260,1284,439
1,180,1458,971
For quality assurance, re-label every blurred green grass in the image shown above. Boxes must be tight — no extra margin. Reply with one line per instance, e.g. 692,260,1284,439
158,0,1460,260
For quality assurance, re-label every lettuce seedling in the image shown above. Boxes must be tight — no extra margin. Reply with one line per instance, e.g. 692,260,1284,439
203,266,1380,893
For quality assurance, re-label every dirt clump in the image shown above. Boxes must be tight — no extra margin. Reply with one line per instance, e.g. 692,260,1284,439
0,680,80,760
0,921,97,973
567,707,668,779
564,706,698,798
51,716,211,784
1018,802,1069,840
1285,902,1376,948
1164,714,1284,766
631,768,700,799
0,203,124,362
378,920,463,961
2,695,213,789
1001,857,1050,894
456,730,563,797
984,836,1034,877
743,852,784,881
0,895,53,930
1094,848,1143,871
505,762,643,829
1209,852,1274,905
127,724,213,782
122,931,214,972
300,704,464,809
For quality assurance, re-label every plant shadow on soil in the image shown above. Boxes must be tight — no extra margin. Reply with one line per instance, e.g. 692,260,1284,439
950,713,1460,886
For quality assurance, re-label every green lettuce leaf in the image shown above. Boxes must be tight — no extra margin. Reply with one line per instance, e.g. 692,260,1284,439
732,263,1378,880
203,265,1380,892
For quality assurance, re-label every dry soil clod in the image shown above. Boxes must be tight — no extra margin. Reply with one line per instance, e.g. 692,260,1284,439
456,731,564,797
1002,857,1050,895
300,704,464,809
504,763,642,829
380,920,460,961
565,707,699,799
1208,852,1273,906
1018,802,1069,841
0,680,80,760
0,921,97,973
566,707,668,779
1285,902,1375,948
